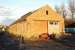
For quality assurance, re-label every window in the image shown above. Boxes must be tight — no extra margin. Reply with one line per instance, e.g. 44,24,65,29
23,19,26,21
53,22,58,25
49,21,58,25
49,21,53,24
46,10,48,15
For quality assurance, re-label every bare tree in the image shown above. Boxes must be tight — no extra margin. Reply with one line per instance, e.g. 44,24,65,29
55,6,59,13
60,4,66,18
55,4,73,26
69,0,75,22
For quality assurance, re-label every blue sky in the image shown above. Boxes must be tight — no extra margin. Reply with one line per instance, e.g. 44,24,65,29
0,0,68,25
0,0,68,8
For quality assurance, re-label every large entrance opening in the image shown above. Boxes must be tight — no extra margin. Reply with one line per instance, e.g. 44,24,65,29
33,20,48,34
32,20,59,40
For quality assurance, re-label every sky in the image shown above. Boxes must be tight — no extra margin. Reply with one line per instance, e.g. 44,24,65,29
0,0,68,25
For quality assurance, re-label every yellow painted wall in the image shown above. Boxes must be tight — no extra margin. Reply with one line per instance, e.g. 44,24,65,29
8,5,64,40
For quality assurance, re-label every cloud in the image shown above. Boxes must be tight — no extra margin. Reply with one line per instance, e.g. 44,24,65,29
0,6,15,25
0,3,57,25
0,6,31,25
0,7,12,16
0,5,55,25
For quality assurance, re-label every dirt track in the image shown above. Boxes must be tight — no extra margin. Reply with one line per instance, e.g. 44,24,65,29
0,31,75,50
19,40,75,50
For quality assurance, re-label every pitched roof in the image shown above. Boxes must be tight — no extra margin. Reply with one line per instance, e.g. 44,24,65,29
9,12,33,26
9,4,63,26
9,6,41,26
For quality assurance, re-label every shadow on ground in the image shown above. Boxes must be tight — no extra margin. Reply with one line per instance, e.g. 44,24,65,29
0,31,75,50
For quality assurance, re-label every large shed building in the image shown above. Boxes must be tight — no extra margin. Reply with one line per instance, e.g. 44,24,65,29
8,5,65,40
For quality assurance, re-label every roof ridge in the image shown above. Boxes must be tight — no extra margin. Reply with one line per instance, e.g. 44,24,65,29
9,4,56,26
